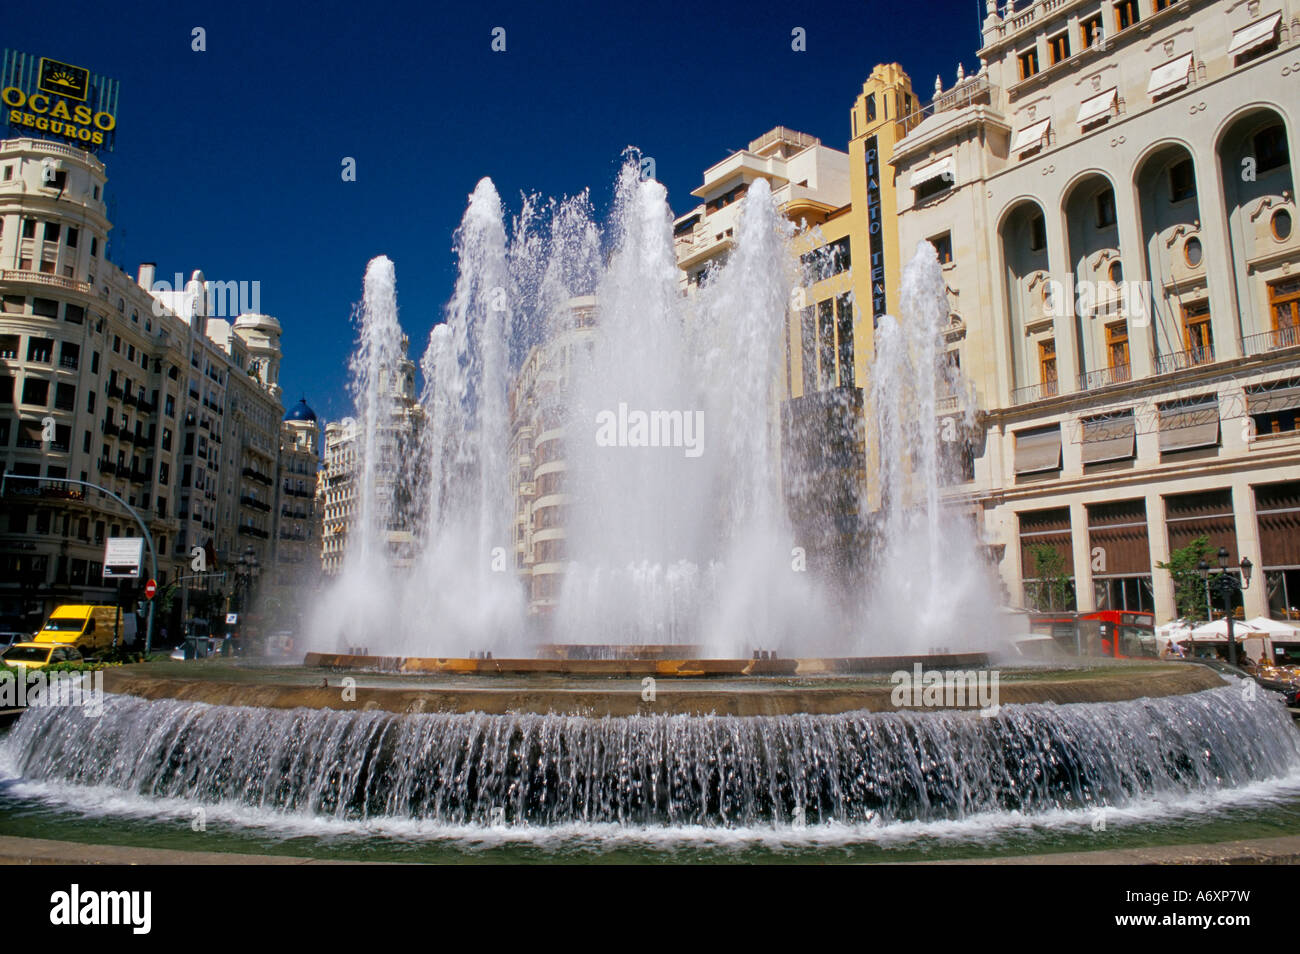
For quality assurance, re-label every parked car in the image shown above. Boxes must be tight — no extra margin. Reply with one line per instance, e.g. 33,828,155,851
2,643,84,671
0,630,30,653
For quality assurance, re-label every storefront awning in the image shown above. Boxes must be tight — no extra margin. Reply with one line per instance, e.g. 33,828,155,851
1081,413,1135,464
1228,12,1282,58
1147,53,1194,98
1076,88,1118,127
1158,399,1219,452
1247,384,1300,416
910,155,954,191
1010,118,1052,157
1014,425,1062,474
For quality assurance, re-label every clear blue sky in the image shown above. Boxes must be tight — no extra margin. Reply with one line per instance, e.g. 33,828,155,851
11,0,984,421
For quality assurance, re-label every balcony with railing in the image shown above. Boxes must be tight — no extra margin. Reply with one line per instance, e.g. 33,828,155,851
1156,344,1216,375
1243,325,1300,357
1078,364,1131,391
898,74,994,136
240,495,272,513
0,270,91,295
1011,379,1059,406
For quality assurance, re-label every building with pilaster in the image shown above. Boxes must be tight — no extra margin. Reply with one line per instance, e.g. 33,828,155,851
890,0,1300,621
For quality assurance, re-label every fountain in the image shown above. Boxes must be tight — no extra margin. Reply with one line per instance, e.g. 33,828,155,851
1,159,1298,860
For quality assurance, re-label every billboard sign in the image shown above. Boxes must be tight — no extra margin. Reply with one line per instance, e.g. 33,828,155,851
2,50,119,152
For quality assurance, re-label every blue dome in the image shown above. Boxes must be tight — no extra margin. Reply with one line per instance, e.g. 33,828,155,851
284,397,317,422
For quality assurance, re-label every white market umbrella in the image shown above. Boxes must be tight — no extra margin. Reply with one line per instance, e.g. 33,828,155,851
1188,618,1264,641
1245,617,1300,639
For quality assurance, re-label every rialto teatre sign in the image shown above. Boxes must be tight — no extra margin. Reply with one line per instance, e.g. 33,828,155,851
1,50,119,152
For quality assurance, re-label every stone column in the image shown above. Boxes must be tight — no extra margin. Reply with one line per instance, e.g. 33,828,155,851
1146,490,1175,621
1232,477,1268,619
1070,499,1095,611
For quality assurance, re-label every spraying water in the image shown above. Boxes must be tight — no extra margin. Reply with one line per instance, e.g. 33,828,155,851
866,242,996,652
310,164,998,657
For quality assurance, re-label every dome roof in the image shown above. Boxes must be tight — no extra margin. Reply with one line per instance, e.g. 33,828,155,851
284,397,317,422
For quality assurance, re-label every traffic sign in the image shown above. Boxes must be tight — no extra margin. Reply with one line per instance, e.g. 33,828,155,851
144,579,157,599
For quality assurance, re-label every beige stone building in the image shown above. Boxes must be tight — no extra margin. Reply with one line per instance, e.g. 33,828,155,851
275,398,320,587
889,0,1300,621
0,136,295,631
508,296,596,614
319,337,421,576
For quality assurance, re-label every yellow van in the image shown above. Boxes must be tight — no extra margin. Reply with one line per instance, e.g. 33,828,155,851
33,605,127,655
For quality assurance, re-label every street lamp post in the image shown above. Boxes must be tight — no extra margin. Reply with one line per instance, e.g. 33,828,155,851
234,546,260,614
1198,547,1254,668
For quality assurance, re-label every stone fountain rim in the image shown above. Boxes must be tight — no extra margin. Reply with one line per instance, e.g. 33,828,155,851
99,661,1227,718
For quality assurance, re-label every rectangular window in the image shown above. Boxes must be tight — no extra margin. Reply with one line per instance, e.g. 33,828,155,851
90,236,98,257
1182,301,1214,363
1255,125,1289,174
0,376,12,402
1169,159,1196,201
1269,279,1300,349
836,294,855,389
818,298,836,388
1115,0,1139,31
54,382,76,411
800,306,816,395
66,227,79,248
64,303,84,324
43,222,60,242
865,93,876,122
1080,14,1103,49
21,219,36,239
1039,339,1058,396
1,295,22,314
0,334,17,358
32,298,58,318
21,377,49,407
59,341,79,370
1030,214,1047,251
1048,32,1070,65
26,337,53,363
1018,47,1040,80
1096,188,1117,228
1106,321,1131,379
931,232,953,265
90,351,100,374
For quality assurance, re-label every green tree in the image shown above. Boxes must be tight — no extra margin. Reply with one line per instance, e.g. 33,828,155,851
1157,534,1213,621
1026,544,1074,611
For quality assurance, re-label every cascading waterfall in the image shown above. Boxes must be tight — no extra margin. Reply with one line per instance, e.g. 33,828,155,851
6,686,1299,829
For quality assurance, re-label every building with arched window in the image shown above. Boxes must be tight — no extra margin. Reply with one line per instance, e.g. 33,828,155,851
891,0,1300,621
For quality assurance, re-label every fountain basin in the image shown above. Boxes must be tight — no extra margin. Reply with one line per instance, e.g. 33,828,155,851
99,659,1224,717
